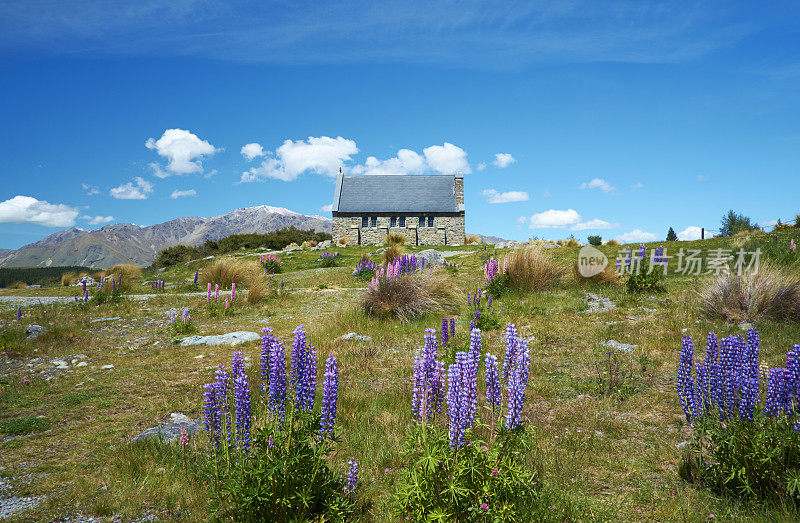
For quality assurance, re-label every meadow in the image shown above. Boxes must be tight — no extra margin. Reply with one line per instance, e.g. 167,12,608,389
2,228,800,521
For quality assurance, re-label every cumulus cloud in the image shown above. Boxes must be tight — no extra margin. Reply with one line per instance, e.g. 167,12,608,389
0,195,80,227
240,136,358,183
81,183,100,196
476,162,487,171
352,142,471,176
492,153,516,168
678,225,704,240
241,142,264,161
110,177,153,200
697,174,709,181
81,215,114,225
580,178,615,193
320,203,334,212
171,189,197,199
146,129,219,176
482,189,529,204
616,229,657,243
422,142,471,174
522,208,619,230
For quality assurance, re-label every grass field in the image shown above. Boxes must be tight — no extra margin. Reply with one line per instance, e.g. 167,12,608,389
2,231,800,521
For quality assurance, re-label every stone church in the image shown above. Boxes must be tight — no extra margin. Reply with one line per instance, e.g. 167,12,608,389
331,172,465,246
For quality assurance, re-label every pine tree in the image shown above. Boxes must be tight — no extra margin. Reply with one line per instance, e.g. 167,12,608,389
666,227,678,241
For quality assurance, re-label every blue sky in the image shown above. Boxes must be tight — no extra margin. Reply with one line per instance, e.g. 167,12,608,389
1,0,798,249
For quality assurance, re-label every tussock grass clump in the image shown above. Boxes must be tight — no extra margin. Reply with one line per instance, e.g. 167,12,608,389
362,272,459,322
200,259,260,289
698,263,800,323
384,244,404,264
8,281,27,289
571,261,620,285
605,239,620,246
464,234,481,244
386,232,406,246
61,271,78,286
246,277,273,304
506,248,563,291
103,264,142,291
338,237,348,245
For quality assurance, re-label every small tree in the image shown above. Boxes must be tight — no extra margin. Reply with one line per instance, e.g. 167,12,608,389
719,210,756,237
666,227,678,241
587,235,602,246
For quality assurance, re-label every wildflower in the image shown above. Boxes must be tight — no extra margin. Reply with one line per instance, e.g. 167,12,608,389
180,425,189,447
291,326,316,411
480,503,489,511
320,353,339,437
215,284,219,301
485,353,501,412
447,350,478,448
182,307,190,323
346,457,358,493
203,383,220,450
469,328,482,361
225,297,229,311
412,329,443,420
268,436,274,448
194,270,198,284
231,282,236,301
441,317,449,346
17,307,21,321
491,469,498,476
449,317,455,337
268,337,287,421
232,351,252,453
504,338,530,430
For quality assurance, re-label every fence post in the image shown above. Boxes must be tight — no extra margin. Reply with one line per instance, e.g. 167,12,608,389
701,227,705,240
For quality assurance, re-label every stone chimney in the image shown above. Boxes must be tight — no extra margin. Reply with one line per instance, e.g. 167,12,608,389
454,172,464,210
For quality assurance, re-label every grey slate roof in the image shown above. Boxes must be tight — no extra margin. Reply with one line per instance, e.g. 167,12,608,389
334,174,457,213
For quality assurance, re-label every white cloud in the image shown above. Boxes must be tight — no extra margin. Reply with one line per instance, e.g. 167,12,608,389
240,136,358,183
145,129,219,176
353,148,427,175
571,218,620,230
616,229,657,243
678,225,704,240
492,153,516,168
241,142,264,161
320,203,334,212
697,174,709,181
482,189,529,204
81,183,100,196
758,219,777,229
170,189,197,199
422,142,471,174
630,182,644,189
110,177,153,200
579,178,615,193
476,162,487,171
81,215,114,225
523,208,619,230
0,195,80,227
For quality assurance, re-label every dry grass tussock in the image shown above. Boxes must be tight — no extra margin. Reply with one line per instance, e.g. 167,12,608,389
8,281,27,289
361,271,460,322
571,260,620,285
506,248,564,291
385,232,406,246
731,229,766,248
103,264,142,291
384,244,404,264
338,237,348,245
464,234,482,244
697,262,800,323
61,272,78,286
605,239,620,246
200,259,260,289
246,277,273,304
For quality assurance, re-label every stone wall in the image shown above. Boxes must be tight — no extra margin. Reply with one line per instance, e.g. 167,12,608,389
332,214,465,246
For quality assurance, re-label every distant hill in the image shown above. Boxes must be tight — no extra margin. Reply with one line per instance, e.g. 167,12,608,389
0,206,332,269
473,234,507,245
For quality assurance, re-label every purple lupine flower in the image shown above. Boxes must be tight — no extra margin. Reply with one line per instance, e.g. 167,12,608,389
320,353,338,437
625,247,631,267
207,283,212,302
215,284,219,301
447,350,479,448
281,279,284,289
17,307,21,321
203,383,220,450
291,326,316,411
214,365,231,445
233,364,252,453
695,363,710,412
485,353,501,412
450,318,455,337
469,320,475,331
504,339,530,430
467,292,471,306
346,457,358,493
441,318,449,346
412,329,442,421
764,368,792,417
170,309,176,324
182,307,190,322
231,282,236,301
194,270,198,284
260,327,275,384
638,244,646,259
487,294,492,309
469,328,482,362
787,345,800,413
677,335,697,422
502,323,519,384
268,337,287,421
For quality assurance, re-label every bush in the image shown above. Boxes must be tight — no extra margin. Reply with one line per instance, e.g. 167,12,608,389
152,245,198,268
362,271,459,322
506,248,562,291
61,272,78,286
103,264,142,291
200,259,259,289
587,235,602,246
720,209,758,237
90,289,125,305
666,227,678,241
605,239,620,246
625,266,666,293
259,254,282,274
676,330,800,504
697,262,800,323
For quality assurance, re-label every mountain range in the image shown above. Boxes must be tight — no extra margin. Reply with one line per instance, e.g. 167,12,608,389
0,206,332,269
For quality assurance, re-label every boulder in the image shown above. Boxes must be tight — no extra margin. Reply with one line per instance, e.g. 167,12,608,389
25,324,45,341
318,240,332,248
180,331,261,347
130,413,203,444
337,332,372,343
417,249,445,266
284,245,302,253
601,340,637,353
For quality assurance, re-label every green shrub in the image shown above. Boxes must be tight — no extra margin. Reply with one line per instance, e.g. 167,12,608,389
625,267,666,293
0,416,51,435
90,289,125,305
393,424,540,521
587,235,602,246
720,209,758,237
485,273,509,298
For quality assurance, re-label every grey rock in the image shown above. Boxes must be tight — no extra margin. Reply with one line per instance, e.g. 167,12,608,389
676,441,691,450
90,317,123,323
417,249,445,266
602,340,637,353
75,361,88,368
318,240,332,248
100,364,115,370
130,413,203,444
739,322,754,331
284,245,302,252
180,331,261,347
0,496,43,520
584,293,615,313
25,324,45,340
337,332,373,343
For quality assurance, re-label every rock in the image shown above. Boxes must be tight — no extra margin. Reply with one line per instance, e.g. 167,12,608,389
52,359,69,370
25,324,45,341
417,249,445,266
318,240,332,248
738,322,754,331
584,293,615,313
375,247,386,254
180,331,261,347
100,364,115,370
90,317,123,322
130,413,203,444
602,340,637,353
337,332,373,343
75,361,88,368
676,441,691,450
284,245,302,253
0,495,44,520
